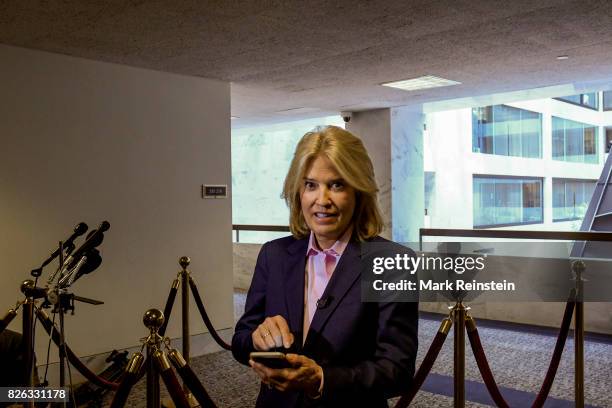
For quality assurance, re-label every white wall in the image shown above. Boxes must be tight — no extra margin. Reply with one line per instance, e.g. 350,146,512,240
0,45,233,360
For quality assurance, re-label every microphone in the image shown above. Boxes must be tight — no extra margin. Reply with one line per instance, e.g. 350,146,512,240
66,221,109,261
58,249,103,288
52,221,109,285
33,223,89,276
316,297,332,309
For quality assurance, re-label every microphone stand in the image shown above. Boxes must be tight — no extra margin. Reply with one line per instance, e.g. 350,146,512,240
50,274,104,407
19,240,105,408
22,239,68,391
57,241,68,408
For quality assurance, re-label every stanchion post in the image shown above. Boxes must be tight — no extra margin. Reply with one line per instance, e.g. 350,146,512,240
453,302,467,408
143,309,164,408
178,256,198,406
572,260,585,408
20,281,35,389
179,257,191,365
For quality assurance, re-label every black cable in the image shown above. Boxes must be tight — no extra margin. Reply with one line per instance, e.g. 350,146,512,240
43,310,57,385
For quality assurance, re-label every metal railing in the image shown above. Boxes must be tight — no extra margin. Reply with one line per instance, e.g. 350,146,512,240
232,224,290,243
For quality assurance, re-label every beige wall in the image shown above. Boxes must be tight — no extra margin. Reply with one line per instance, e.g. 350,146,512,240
0,45,233,360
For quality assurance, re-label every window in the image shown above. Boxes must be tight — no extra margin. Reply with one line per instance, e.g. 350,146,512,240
552,179,596,221
606,127,612,153
473,176,543,228
424,172,435,216
552,117,598,163
555,93,599,110
472,105,542,158
604,91,612,111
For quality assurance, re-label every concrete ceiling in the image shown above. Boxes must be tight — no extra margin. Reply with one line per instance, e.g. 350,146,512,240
2,0,612,126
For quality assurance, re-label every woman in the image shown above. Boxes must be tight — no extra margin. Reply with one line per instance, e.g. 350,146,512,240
232,125,418,407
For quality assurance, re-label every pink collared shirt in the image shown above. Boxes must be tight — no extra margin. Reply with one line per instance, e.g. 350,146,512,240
303,226,353,339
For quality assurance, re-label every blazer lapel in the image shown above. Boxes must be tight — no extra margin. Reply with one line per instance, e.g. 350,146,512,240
304,240,362,347
283,238,307,342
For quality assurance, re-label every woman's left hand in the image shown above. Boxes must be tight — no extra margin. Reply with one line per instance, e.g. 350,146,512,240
249,353,323,396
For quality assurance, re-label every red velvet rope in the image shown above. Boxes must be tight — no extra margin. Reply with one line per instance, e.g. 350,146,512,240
36,308,120,390
0,308,17,335
531,300,575,408
466,300,575,408
467,324,510,408
109,369,139,408
188,277,232,350
157,364,191,408
394,324,451,408
174,362,217,408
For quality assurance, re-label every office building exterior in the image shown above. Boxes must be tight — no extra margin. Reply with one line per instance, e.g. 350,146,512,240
425,91,612,231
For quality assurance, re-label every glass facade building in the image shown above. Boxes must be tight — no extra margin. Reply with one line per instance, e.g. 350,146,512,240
473,176,543,228
552,178,596,222
472,105,542,158
556,93,599,110
552,117,598,163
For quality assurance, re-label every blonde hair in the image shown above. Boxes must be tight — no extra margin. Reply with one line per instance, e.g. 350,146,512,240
282,125,384,241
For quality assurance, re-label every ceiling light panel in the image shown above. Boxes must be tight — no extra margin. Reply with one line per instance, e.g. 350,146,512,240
382,75,461,92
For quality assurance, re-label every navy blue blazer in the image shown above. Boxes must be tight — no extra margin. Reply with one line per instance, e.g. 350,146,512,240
232,235,418,407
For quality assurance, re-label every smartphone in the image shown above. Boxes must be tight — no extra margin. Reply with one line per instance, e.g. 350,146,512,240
249,351,292,369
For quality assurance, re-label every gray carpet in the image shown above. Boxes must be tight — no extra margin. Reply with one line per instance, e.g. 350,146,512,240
100,292,612,407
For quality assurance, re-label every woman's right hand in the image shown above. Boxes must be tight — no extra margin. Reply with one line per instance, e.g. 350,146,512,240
252,315,294,350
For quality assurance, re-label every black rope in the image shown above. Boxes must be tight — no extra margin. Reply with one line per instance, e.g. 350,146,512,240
159,283,178,337
188,277,231,350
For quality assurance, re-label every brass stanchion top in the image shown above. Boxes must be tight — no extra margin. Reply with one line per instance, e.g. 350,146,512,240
126,352,145,374
167,349,187,368
439,317,453,335
153,349,171,371
179,256,191,269
143,308,165,330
